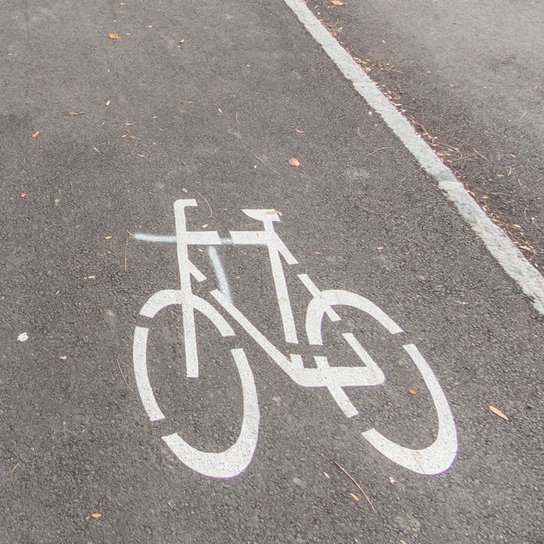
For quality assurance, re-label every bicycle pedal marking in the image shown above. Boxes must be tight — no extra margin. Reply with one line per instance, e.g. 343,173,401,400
133,199,458,479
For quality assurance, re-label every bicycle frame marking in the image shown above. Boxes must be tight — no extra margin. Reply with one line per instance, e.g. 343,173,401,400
133,199,458,478
170,200,394,393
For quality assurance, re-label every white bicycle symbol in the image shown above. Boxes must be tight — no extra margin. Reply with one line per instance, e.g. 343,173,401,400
133,199,457,478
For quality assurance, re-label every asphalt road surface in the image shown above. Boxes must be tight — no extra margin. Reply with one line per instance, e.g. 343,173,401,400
0,1,542,543
310,0,544,268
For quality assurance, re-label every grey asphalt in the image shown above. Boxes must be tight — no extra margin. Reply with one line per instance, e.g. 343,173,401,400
310,0,544,268
0,1,542,543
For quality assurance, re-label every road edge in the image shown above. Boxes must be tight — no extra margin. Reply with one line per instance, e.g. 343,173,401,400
283,0,544,316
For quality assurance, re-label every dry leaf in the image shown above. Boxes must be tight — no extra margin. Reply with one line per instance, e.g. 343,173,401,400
31,131,40,138
67,111,79,117
288,158,300,167
408,389,417,395
296,128,304,134
266,209,281,216
331,0,345,5
58,355,68,361
181,188,188,193
91,512,102,520
388,476,396,484
350,493,360,502
201,224,209,229
20,192,28,198
104,235,112,240
489,405,509,421
108,33,121,40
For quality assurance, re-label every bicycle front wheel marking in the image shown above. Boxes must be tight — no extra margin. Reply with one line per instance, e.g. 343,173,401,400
134,325,165,422
162,348,260,479
133,289,260,479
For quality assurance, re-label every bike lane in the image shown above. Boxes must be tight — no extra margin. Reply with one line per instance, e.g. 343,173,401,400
0,0,542,543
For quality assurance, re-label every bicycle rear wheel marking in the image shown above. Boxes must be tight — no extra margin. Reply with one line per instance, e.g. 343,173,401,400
361,344,458,475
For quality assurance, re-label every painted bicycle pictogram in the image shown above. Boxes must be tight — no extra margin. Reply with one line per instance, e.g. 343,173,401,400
133,199,457,478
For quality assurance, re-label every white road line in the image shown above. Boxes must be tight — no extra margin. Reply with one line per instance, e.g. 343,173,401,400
207,246,234,304
283,0,544,316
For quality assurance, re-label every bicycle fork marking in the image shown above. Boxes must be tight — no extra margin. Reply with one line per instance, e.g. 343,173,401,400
133,199,458,479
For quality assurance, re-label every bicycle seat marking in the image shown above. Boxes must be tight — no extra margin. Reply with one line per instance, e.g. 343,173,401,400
133,199,458,478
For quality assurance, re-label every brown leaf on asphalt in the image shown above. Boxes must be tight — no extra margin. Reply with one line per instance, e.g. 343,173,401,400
58,355,68,361
331,0,345,5
288,158,300,167
66,111,79,117
20,192,28,199
91,512,102,520
104,235,112,240
408,389,417,395
489,405,509,421
108,33,121,40
31,131,40,138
